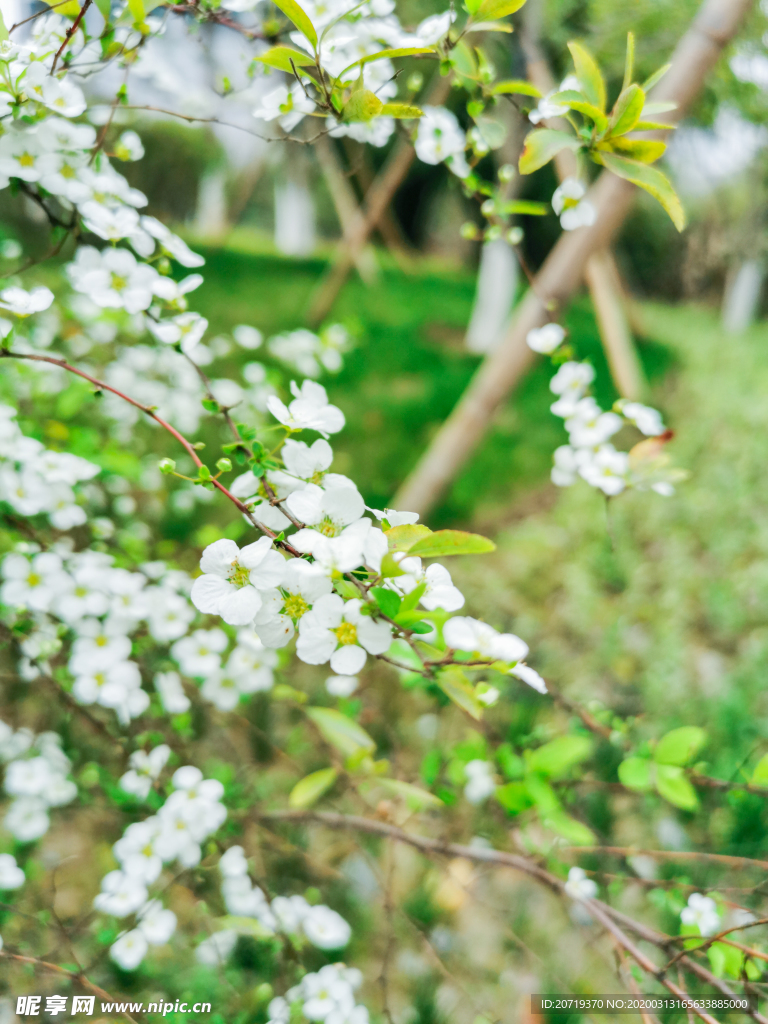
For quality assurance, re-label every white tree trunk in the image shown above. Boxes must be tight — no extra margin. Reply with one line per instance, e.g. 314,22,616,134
274,179,316,257
194,168,228,237
465,239,519,353
722,260,765,334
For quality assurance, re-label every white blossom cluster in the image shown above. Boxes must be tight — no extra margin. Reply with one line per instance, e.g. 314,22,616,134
0,404,100,528
202,845,353,955
267,964,368,1024
0,720,76,842
94,764,227,971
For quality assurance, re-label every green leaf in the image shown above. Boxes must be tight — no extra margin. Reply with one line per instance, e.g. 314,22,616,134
378,778,444,809
567,41,606,112
632,120,676,132
343,88,383,122
436,666,484,720
618,756,654,791
379,103,423,119
371,586,401,619
399,581,427,613
379,553,406,578
490,79,541,98
501,200,548,215
524,773,560,813
622,31,635,93
465,0,483,14
0,8,8,40
526,735,593,778
386,523,431,552
407,529,496,558
599,138,666,163
475,0,526,20
654,726,708,766
752,753,768,788
465,20,513,33
641,63,671,93
337,46,435,81
519,128,582,175
306,707,375,757
655,764,698,810
495,781,532,814
596,152,685,231
255,46,317,72
289,767,338,809
94,0,111,20
549,90,607,131
607,83,645,137
448,39,478,80
127,0,145,22
542,809,596,845
272,0,317,49
642,100,677,115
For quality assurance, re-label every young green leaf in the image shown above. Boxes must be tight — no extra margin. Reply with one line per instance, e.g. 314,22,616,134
526,735,593,778
306,707,375,757
379,103,423,119
654,726,707,766
495,781,532,814
289,767,339,809
371,586,401,619
386,523,431,551
641,63,671,93
475,0,526,20
599,138,666,163
407,529,496,558
607,83,645,137
343,88,383,122
567,41,606,112
337,46,436,81
519,128,582,175
436,666,485,720
490,80,542,98
618,756,654,791
465,20,513,33
255,46,317,72
596,151,685,231
127,0,145,23
501,200,548,215
654,764,698,810
622,31,635,93
399,580,427,613
272,0,318,50
378,778,444,809
549,89,608,132
751,753,768,788
642,100,677,115
541,809,596,845
0,8,9,41
632,121,676,132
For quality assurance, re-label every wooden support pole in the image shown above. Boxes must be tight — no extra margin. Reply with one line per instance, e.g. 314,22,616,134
315,135,379,285
393,0,754,517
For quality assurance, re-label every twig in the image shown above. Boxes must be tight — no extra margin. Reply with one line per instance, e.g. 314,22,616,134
564,847,768,872
51,0,92,74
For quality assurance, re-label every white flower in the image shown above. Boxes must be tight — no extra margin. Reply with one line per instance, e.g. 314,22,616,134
171,628,228,677
297,594,392,674
38,150,90,203
552,178,596,231
0,286,54,316
464,759,496,804
283,438,334,480
110,929,148,971
565,397,623,447
67,246,160,314
510,662,548,693
0,853,25,889
115,130,145,161
392,557,464,612
551,444,585,487
94,870,149,917
253,82,316,132
550,361,595,417
414,10,455,43
564,866,597,901
578,444,629,496
195,929,238,966
302,905,352,949
267,380,345,437
443,616,528,662
113,820,162,883
191,537,286,626
367,506,419,527
139,216,205,268
618,400,665,436
252,560,332,649
233,324,262,349
119,744,171,800
154,670,191,714
147,312,208,353
415,107,467,171
201,670,244,711
528,77,579,124
137,899,177,945
80,202,141,243
220,845,249,877
5,797,49,841
226,630,278,690
681,893,720,936
1,551,70,612
0,132,44,182
286,480,365,537
146,590,196,642
526,323,566,354
326,674,359,697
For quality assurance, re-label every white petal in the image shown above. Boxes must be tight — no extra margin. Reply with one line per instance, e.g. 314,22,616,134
330,644,366,674
200,538,240,576
191,574,236,615
217,585,263,626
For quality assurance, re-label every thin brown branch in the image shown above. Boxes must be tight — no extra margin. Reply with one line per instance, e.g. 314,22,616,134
565,847,768,872
51,0,92,74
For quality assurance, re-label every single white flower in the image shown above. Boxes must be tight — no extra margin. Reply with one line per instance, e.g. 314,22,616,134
252,82,316,132
550,361,596,417
110,929,148,971
302,905,352,949
392,557,464,612
297,594,392,674
367,506,419,527
286,480,365,537
94,870,149,917
267,380,345,437
325,674,359,697
137,899,177,944
578,444,629,496
0,286,54,316
464,760,496,804
552,178,596,231
443,616,528,663
564,866,597,901
0,852,25,889
153,670,191,714
681,893,720,936
565,397,623,447
191,537,286,626
119,744,171,800
618,400,665,436
415,106,467,169
171,628,228,677
526,323,566,354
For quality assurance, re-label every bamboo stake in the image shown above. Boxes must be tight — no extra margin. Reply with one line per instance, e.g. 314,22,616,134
393,0,754,517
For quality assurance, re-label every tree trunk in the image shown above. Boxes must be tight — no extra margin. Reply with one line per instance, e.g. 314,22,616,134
315,136,379,285
722,259,765,333
393,0,755,517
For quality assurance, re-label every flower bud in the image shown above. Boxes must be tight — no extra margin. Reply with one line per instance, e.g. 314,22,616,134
460,221,480,240
506,226,524,245
498,163,516,183
406,71,423,93
255,984,273,1003
158,458,176,474
480,199,495,217
485,224,502,242
216,457,232,473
